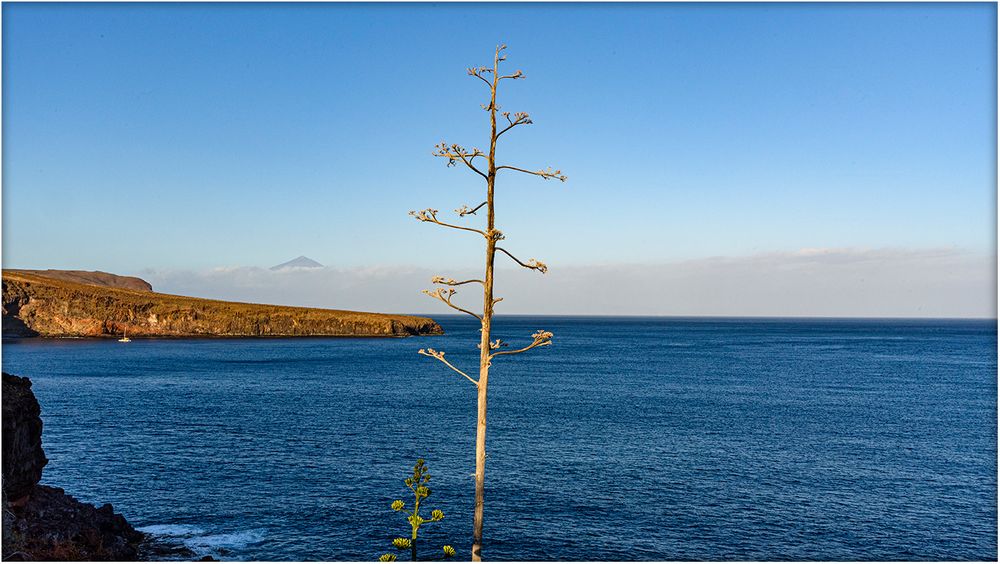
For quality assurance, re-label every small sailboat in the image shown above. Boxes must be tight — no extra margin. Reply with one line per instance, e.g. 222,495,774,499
119,327,131,343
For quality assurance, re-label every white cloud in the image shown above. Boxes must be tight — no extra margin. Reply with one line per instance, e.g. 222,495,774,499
138,247,997,318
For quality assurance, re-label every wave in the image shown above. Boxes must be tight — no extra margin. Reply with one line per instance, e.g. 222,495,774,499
139,524,266,557
182,529,267,551
137,524,206,537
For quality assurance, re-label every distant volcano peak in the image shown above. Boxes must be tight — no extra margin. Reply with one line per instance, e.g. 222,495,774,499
270,256,324,270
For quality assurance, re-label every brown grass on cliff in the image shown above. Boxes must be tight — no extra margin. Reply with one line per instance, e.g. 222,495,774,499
2,270,443,338
10,269,153,292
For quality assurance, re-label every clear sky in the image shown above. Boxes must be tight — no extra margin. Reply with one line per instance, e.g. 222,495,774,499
2,3,996,316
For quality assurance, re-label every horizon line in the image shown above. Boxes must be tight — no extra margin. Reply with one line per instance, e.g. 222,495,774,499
403,313,999,322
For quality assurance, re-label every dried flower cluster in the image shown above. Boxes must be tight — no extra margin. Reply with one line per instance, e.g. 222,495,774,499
455,201,487,217
408,208,438,222
531,330,554,343
525,259,548,273
476,338,507,351
536,167,567,182
417,347,445,361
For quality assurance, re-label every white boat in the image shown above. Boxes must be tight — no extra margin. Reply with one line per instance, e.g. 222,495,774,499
119,327,131,343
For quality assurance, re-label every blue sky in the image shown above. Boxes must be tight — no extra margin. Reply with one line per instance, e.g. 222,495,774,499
2,3,996,316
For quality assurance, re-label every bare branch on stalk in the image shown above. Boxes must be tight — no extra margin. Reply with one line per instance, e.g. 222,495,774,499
455,201,488,217
495,247,548,274
431,276,484,287
418,348,479,386
422,288,482,321
490,330,553,360
434,143,488,179
410,209,487,237
467,67,494,89
499,69,525,81
495,165,567,182
497,111,532,138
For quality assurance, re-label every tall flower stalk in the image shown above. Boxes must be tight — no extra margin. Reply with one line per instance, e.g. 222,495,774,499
411,44,565,561
380,459,454,562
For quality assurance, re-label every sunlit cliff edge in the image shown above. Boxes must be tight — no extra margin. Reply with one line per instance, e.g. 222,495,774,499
2,270,442,338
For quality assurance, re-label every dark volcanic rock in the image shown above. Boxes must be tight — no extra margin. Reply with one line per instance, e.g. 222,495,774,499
1,372,144,561
2,374,47,503
5,486,144,561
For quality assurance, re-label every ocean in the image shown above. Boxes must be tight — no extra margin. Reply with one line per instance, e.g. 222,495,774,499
2,316,996,561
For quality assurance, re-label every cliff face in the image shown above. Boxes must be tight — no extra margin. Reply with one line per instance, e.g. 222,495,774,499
2,373,144,561
3,270,443,339
2,375,47,503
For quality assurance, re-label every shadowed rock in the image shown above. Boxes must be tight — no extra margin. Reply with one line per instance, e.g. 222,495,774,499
2,372,145,561
1,374,47,504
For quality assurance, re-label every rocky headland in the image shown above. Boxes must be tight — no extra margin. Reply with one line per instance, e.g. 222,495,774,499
2,270,443,339
2,373,144,560
8,270,153,292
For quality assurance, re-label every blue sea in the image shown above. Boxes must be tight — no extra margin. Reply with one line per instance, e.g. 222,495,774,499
2,316,997,561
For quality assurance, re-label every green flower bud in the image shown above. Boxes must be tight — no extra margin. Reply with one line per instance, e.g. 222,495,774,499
443,545,456,558
391,500,404,511
431,509,444,521
379,554,397,562
392,538,411,549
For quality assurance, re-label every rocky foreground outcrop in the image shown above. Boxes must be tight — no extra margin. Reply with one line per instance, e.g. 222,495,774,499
2,373,144,560
1,374,46,503
2,270,443,339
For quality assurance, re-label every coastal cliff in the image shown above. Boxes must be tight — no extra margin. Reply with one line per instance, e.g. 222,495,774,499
8,270,153,292
2,270,443,339
2,373,144,560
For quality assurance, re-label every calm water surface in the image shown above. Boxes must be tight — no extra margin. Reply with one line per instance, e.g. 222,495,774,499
2,317,996,560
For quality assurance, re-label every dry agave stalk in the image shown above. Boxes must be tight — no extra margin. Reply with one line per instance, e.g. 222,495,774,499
409,43,565,561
